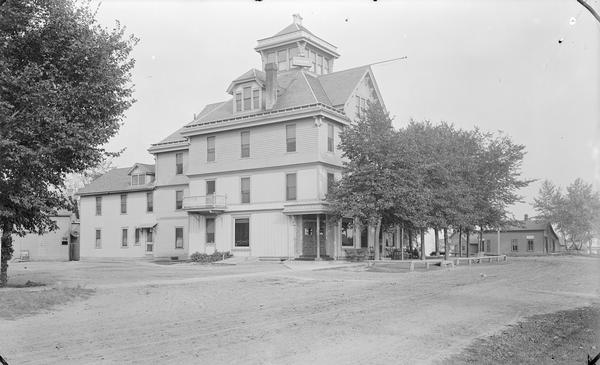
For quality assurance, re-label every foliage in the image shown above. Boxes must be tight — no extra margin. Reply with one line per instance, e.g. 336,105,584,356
329,102,530,257
533,179,600,250
190,251,233,263
0,0,137,286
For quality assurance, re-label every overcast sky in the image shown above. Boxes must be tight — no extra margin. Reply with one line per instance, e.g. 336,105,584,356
92,0,600,219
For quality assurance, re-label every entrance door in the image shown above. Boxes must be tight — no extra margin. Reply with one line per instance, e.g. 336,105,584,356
145,229,154,253
302,221,317,257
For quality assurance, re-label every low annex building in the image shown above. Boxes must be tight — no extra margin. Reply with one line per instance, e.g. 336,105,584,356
11,210,79,261
450,220,563,256
78,15,386,260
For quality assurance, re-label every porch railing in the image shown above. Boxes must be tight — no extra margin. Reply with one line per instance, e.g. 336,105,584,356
182,195,227,212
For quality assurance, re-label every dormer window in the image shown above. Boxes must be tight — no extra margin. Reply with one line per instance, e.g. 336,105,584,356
234,85,261,113
243,87,251,110
132,174,145,185
131,173,155,186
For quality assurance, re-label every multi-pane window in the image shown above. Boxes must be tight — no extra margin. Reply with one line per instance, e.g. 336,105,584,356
207,136,215,162
252,89,259,109
327,173,335,195
206,218,215,244
356,96,367,117
236,88,260,112
121,228,128,247
146,192,153,213
120,194,127,214
527,239,534,251
310,50,316,73
286,124,296,152
135,228,140,246
341,218,354,247
241,177,250,204
131,174,145,185
286,173,297,201
147,229,153,243
235,92,242,112
176,152,183,175
243,87,251,111
206,180,216,195
95,229,101,249
241,131,250,158
95,196,102,216
278,49,288,71
175,190,183,210
486,240,491,252
175,227,184,249
234,218,250,247
327,123,334,152
511,239,518,252
324,58,331,74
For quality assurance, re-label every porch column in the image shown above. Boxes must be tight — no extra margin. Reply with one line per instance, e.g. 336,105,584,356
316,214,321,261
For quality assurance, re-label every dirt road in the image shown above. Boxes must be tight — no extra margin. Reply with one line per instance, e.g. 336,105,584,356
2,256,599,364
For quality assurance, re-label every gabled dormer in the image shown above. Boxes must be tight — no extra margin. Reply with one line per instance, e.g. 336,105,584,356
227,69,265,114
255,14,339,76
128,163,155,186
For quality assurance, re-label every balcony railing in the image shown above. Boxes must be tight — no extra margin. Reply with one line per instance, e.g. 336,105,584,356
183,195,227,213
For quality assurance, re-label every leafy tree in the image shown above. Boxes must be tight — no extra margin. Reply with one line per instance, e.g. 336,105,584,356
0,0,137,286
535,179,600,251
461,129,530,255
328,102,397,259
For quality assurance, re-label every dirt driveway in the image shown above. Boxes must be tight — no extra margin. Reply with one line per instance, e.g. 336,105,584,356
2,256,599,364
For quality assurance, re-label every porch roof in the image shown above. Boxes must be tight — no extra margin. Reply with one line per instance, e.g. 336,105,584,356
282,201,331,215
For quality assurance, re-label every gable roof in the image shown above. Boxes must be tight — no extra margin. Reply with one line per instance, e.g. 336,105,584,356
128,163,155,175
226,69,266,94
317,65,370,107
151,64,377,146
76,165,155,196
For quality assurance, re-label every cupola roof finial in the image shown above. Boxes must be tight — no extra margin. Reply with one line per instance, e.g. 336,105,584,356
293,14,303,26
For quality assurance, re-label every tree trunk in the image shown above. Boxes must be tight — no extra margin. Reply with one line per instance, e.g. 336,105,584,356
420,228,426,260
443,228,449,261
458,227,462,257
466,229,470,257
434,228,439,256
374,219,382,260
1,221,14,287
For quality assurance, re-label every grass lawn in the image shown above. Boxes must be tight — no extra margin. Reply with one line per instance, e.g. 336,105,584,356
0,284,94,320
445,305,600,364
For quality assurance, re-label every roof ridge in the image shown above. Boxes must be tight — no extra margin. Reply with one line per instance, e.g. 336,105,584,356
319,64,371,77
300,71,319,104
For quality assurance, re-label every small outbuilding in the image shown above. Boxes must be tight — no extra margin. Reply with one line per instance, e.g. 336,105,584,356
450,221,563,256
11,210,78,261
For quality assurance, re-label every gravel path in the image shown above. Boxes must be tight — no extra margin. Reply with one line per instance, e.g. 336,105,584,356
1,256,599,364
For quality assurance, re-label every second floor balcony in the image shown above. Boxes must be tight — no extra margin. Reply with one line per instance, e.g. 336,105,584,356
183,195,227,214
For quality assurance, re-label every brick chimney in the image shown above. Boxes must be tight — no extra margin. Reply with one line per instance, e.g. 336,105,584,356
265,62,278,110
